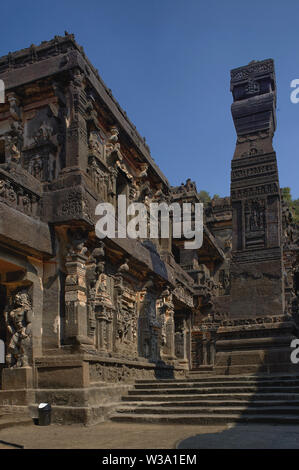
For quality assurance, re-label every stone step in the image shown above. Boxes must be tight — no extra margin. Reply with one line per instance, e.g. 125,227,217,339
122,392,299,402
113,375,299,425
120,399,299,408
188,366,214,373
134,379,299,389
115,405,299,415
128,386,299,395
110,413,299,425
136,374,299,384
0,411,32,430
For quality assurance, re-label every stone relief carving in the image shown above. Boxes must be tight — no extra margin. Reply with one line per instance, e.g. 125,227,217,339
4,287,32,368
157,288,175,359
244,199,266,249
137,290,160,362
87,156,107,199
245,79,260,95
245,199,265,233
218,269,230,296
105,126,122,162
0,172,39,216
113,264,138,358
57,189,93,223
231,182,278,201
230,59,274,83
5,122,24,164
33,122,53,145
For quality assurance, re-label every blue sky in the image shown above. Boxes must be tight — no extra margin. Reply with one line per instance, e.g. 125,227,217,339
0,0,298,198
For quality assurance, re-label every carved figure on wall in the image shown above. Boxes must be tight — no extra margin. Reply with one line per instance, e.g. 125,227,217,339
33,122,53,145
89,131,104,157
7,94,21,122
4,287,32,368
245,79,260,95
67,229,88,256
29,156,43,179
118,258,130,273
105,126,122,161
135,163,148,179
245,199,265,233
6,135,21,162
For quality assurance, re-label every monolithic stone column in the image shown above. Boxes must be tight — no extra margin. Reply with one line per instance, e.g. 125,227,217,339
230,59,284,318
214,59,295,375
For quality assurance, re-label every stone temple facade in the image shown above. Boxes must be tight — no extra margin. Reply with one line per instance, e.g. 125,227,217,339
0,34,298,424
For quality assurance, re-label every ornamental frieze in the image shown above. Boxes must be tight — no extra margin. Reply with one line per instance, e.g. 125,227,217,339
0,172,39,216
231,163,277,181
231,182,279,200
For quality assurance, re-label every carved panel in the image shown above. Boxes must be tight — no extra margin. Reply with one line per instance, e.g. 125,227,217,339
244,198,266,249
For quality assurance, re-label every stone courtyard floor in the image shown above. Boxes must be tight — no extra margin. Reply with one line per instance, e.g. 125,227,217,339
1,422,299,449
0,422,226,449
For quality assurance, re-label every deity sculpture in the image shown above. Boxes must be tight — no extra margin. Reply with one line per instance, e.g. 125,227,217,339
4,287,32,368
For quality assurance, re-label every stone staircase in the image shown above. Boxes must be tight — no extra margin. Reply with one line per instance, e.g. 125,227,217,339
111,374,299,424
0,408,32,430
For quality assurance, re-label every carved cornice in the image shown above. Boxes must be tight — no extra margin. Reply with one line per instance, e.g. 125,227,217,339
230,59,275,85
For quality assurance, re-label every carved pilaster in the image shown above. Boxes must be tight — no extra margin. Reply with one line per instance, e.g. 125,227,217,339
157,288,175,361
113,266,138,359
64,68,88,170
87,244,115,354
175,319,188,364
64,230,90,347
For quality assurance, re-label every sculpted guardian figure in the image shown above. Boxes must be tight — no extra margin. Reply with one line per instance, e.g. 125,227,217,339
4,288,32,368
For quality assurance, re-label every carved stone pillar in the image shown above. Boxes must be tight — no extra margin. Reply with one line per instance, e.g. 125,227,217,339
95,296,114,355
86,245,114,355
202,336,208,365
108,167,118,206
64,68,88,171
97,318,106,351
175,319,188,364
230,59,284,318
158,289,176,361
209,336,216,365
165,315,175,359
65,252,88,343
64,230,90,348
114,268,138,359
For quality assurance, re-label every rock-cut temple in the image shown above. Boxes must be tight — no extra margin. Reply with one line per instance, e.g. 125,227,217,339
0,34,298,424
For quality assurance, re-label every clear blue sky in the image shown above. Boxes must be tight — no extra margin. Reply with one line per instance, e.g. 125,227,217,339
1,0,298,198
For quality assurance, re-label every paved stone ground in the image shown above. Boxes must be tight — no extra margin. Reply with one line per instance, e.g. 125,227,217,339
1,422,299,449
178,424,299,449
0,422,228,449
